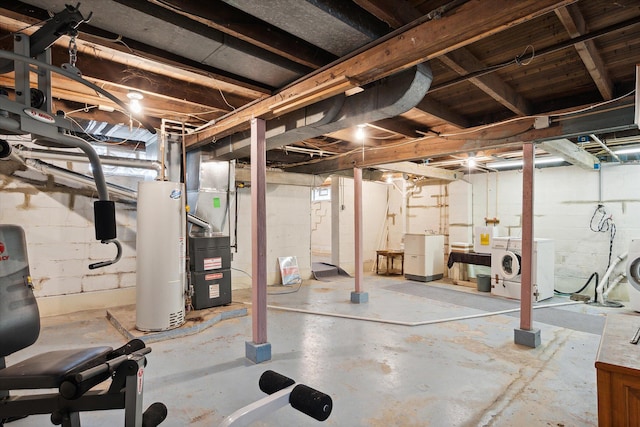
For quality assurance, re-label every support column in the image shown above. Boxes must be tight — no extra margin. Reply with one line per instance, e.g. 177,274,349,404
331,176,340,267
351,167,368,303
515,142,540,348
246,118,271,363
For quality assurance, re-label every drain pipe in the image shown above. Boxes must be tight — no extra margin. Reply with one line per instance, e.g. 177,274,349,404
596,252,628,304
603,273,627,300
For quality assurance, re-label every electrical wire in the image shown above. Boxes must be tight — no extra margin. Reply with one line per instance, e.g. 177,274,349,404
231,267,303,295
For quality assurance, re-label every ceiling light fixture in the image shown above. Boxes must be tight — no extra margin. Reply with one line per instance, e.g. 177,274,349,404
613,146,640,155
467,152,476,168
355,124,366,141
127,90,144,115
486,156,564,169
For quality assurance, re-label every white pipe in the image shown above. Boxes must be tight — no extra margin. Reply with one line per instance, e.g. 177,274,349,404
24,159,137,200
241,300,582,327
590,134,621,163
596,252,628,303
16,146,163,173
603,273,627,299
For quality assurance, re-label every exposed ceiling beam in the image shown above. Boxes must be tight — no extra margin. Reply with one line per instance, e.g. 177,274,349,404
374,161,460,181
438,48,533,116
415,96,470,129
185,0,576,149
146,0,337,69
555,4,614,100
0,3,273,97
539,138,600,170
286,100,636,174
109,0,313,77
356,0,529,119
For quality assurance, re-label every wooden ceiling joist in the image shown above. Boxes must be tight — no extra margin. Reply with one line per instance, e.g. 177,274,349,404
184,0,576,149
555,4,614,100
438,48,533,116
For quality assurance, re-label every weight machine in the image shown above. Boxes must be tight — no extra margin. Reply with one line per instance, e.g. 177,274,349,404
0,4,332,426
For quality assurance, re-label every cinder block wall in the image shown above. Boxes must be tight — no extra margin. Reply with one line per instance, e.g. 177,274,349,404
231,183,312,287
0,186,138,315
468,164,640,301
0,177,313,314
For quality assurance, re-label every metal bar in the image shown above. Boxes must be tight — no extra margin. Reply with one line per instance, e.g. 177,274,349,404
251,118,268,344
520,143,534,331
354,167,363,294
219,386,294,427
590,134,621,163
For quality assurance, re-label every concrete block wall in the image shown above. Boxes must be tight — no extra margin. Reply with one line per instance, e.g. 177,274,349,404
467,163,640,301
332,176,388,274
231,183,312,287
0,180,138,315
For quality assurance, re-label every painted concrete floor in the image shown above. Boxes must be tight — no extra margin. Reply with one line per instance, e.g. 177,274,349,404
6,274,628,426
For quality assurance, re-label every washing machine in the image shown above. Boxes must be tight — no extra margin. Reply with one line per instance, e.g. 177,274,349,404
626,239,640,311
490,237,555,301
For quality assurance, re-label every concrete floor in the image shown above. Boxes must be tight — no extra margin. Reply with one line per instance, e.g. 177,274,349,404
5,273,626,426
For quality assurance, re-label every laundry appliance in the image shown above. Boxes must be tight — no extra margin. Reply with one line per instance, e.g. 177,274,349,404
626,239,640,311
490,237,555,301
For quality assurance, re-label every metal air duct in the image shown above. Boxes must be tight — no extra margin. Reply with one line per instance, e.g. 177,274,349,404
212,63,433,160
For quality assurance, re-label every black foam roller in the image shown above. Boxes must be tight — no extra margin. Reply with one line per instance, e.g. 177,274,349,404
142,402,168,427
94,200,116,240
259,370,295,395
290,384,333,422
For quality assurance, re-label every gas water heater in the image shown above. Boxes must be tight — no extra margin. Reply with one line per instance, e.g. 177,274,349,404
136,180,186,331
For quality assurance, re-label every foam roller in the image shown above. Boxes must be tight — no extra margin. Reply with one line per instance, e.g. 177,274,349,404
290,384,333,422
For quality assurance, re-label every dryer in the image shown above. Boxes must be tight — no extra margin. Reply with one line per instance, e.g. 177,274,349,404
626,239,640,311
490,237,555,301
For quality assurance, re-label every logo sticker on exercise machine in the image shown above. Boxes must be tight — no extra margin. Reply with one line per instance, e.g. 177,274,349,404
23,108,55,124
0,241,8,261
137,368,144,394
169,189,181,200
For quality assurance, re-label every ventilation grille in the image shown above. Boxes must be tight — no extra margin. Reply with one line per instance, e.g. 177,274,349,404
169,309,185,328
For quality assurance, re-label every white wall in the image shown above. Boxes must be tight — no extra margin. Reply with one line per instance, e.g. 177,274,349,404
310,176,389,274
231,183,312,287
1,170,313,313
468,163,640,300
0,181,138,315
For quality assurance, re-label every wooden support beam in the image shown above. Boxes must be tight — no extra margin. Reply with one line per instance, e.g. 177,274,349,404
374,161,461,181
555,4,614,100
185,0,576,149
439,48,533,116
286,100,636,174
540,138,599,170
354,167,363,294
520,142,534,332
251,118,268,345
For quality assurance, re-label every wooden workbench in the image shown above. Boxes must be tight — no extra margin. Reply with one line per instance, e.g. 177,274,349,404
595,312,640,426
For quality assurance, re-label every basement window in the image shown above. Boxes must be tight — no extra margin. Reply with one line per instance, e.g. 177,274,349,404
312,187,331,202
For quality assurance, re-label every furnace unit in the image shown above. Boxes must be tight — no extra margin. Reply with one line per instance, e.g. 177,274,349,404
189,234,232,309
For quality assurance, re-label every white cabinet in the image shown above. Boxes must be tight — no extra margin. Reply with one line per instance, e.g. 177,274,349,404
404,234,445,282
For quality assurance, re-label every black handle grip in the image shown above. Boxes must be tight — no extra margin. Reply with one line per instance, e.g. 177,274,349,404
259,370,295,395
290,384,332,422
